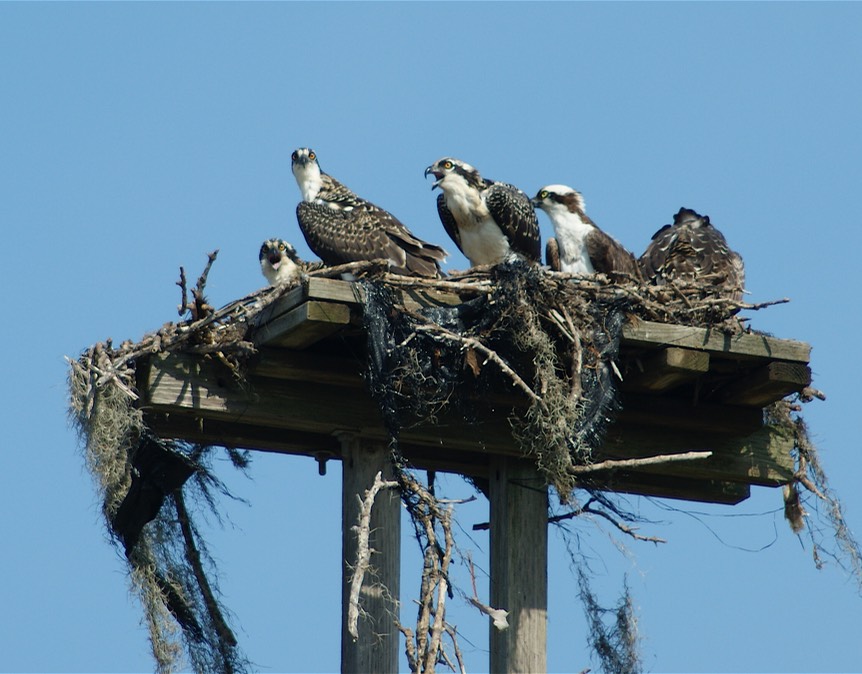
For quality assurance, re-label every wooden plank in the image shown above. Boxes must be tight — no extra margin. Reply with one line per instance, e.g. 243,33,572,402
622,320,811,363
618,394,763,435
490,457,547,674
716,361,812,407
144,410,758,504
623,347,710,392
601,422,795,486
142,353,796,489
340,436,400,674
254,300,351,349
251,348,364,388
586,471,751,505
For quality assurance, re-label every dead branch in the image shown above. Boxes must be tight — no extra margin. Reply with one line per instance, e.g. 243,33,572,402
177,266,189,317
307,258,391,278
568,450,713,474
347,471,398,641
382,274,494,295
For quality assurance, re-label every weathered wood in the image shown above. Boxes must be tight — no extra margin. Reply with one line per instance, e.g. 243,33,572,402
141,353,794,489
490,457,547,674
622,320,811,363
585,471,751,505
624,347,709,392
716,361,812,406
619,394,763,435
340,436,400,674
601,422,796,486
252,348,364,388
254,300,351,349
142,409,755,505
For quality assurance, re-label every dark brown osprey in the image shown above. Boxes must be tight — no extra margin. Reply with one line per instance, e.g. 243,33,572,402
424,157,541,267
531,185,639,276
639,207,745,300
291,148,447,278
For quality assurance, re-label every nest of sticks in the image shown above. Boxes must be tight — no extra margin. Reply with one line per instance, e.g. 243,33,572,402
69,251,805,672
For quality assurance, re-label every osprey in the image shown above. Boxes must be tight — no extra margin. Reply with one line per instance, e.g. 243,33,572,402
639,207,745,300
291,148,448,278
259,238,319,286
531,185,640,277
424,157,541,267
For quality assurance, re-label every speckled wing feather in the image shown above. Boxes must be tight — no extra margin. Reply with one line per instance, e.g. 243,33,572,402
639,209,744,299
297,201,446,278
484,182,541,261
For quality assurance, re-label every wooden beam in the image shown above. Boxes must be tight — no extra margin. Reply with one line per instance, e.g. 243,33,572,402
340,436,400,674
622,320,811,363
582,471,751,505
716,361,812,407
253,300,351,349
601,422,795,486
489,457,547,673
618,394,763,435
141,353,794,486
623,347,709,392
252,348,364,388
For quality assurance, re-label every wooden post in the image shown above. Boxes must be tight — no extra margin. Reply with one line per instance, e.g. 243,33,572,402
489,456,548,673
339,435,401,674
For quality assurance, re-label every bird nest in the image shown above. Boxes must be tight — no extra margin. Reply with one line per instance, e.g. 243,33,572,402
69,252,828,673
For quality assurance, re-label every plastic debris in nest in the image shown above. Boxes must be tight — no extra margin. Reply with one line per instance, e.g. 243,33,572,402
361,259,637,501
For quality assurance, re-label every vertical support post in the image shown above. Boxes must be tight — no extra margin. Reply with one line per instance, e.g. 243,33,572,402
339,435,401,674
489,456,548,674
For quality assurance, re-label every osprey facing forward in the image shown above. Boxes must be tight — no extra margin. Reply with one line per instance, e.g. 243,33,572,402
532,185,639,277
425,157,541,267
639,207,745,300
291,148,447,278
259,238,324,286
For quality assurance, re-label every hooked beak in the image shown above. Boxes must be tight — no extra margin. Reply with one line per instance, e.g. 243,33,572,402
424,165,443,190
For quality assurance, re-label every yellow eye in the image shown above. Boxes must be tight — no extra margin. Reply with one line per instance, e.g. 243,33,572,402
308,151,316,160
443,160,453,170
278,243,285,251
540,190,549,199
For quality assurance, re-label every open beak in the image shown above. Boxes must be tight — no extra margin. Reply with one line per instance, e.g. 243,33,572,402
424,166,443,190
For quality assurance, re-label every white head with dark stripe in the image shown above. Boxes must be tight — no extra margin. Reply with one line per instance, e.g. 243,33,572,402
424,157,485,193
259,238,302,286
531,185,587,219
291,147,323,202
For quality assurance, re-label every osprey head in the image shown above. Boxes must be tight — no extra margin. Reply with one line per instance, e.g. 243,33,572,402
674,207,709,228
532,184,587,215
259,238,301,286
291,147,323,202
424,157,482,191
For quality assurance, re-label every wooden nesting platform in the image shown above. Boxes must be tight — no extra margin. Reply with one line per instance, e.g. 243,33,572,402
138,277,812,506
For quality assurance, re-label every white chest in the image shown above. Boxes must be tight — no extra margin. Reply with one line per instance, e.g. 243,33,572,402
261,257,300,286
442,184,510,265
550,213,595,274
458,218,511,265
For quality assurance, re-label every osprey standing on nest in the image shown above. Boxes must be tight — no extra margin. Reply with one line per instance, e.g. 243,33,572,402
291,148,447,278
531,185,640,277
424,157,541,267
639,207,745,300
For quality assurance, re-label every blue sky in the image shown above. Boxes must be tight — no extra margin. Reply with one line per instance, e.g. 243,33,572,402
2,2,861,672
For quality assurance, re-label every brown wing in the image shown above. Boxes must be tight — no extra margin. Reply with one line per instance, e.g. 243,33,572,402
585,228,641,278
545,237,561,271
297,202,446,278
435,192,464,256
